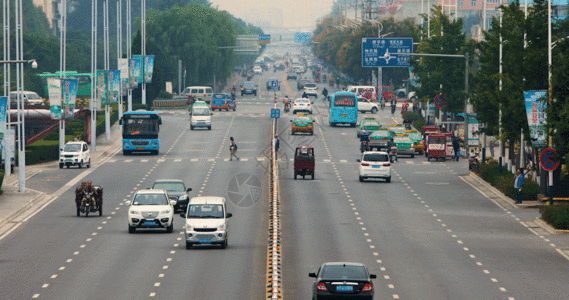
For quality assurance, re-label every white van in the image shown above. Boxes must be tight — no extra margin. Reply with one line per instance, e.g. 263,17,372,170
189,101,212,130
181,86,213,104
9,91,44,105
346,85,377,96
180,196,233,249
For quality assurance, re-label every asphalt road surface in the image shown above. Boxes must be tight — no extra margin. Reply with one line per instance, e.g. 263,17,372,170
2,47,569,300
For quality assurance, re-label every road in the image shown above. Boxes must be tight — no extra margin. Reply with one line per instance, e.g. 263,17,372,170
2,46,569,300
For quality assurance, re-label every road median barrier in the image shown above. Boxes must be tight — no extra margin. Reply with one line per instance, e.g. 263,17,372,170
266,118,282,299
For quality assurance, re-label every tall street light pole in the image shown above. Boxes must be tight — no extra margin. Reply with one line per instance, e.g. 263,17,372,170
59,0,67,157
141,0,146,105
3,0,11,177
547,0,553,205
91,0,98,151
117,0,123,129
127,0,132,112
14,0,25,192
104,0,111,140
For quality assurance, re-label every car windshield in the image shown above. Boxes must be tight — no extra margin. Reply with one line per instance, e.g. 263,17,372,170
192,107,209,116
320,265,368,280
63,144,81,152
295,99,309,104
153,182,185,192
243,83,255,88
133,193,169,205
362,121,379,127
363,154,389,162
27,93,41,100
295,116,311,122
187,204,224,218
430,137,446,144
304,84,316,88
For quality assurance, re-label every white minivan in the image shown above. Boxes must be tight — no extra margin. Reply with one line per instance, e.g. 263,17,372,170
181,86,213,104
189,101,212,130
180,196,233,249
10,91,44,105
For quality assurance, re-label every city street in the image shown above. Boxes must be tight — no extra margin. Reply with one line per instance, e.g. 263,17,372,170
1,58,569,300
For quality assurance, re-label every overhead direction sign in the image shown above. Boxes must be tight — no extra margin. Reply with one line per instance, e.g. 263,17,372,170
540,147,560,171
259,34,271,45
362,38,413,67
295,32,312,44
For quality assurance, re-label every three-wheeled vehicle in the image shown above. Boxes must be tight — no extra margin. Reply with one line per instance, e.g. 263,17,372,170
294,146,315,180
75,183,103,217
211,93,236,111
426,133,447,161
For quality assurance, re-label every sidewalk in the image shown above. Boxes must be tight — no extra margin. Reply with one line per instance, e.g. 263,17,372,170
0,122,122,235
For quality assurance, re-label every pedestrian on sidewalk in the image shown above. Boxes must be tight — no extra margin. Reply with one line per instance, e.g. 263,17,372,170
453,137,461,161
514,168,524,204
229,137,239,161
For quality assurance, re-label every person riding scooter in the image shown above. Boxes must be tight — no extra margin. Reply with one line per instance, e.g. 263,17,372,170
322,88,328,100
283,96,291,112
231,86,236,100
387,140,398,163
360,132,370,153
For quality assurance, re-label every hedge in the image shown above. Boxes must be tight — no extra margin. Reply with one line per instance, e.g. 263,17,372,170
473,162,540,201
0,169,4,192
539,204,569,230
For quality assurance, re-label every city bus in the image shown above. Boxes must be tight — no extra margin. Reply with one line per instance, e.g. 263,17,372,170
119,111,162,155
37,71,92,108
329,91,358,127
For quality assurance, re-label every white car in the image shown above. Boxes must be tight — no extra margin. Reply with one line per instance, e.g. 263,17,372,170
303,83,318,97
358,151,391,182
292,98,312,114
358,97,379,114
127,189,176,233
253,66,263,74
59,141,91,169
180,196,233,249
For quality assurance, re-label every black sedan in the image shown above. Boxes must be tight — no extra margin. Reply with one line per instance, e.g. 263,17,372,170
152,179,192,212
241,82,257,96
309,262,376,299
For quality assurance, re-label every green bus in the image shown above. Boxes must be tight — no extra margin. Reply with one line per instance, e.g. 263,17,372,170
37,71,92,109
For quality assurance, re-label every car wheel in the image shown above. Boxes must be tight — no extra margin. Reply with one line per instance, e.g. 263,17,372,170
66,165,70,169
87,159,91,168
427,157,431,161
294,172,297,180
291,131,295,135
59,163,63,169
128,225,136,233
233,108,236,111
190,126,194,130
311,172,315,180
98,204,102,216
123,150,129,156
166,223,173,233
186,242,193,249
359,176,364,182
371,107,378,114
208,126,211,130
78,161,83,169
386,176,391,183
220,238,227,249
411,154,415,158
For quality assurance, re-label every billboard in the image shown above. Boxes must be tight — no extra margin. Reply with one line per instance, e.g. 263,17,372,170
130,55,143,88
96,70,108,105
62,79,78,120
143,55,154,84
118,58,129,95
361,38,413,67
48,77,62,119
108,70,120,104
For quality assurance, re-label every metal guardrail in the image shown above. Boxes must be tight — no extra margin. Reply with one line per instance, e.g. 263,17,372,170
266,118,282,299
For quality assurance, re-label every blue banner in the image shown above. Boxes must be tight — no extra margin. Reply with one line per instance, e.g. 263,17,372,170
0,96,7,140
63,79,78,120
143,55,154,84
130,56,143,88
524,90,548,148
361,38,413,67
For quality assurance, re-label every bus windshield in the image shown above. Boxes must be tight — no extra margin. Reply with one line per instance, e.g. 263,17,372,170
123,117,159,139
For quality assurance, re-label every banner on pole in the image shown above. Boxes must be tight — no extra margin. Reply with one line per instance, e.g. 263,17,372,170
523,90,547,148
62,79,78,120
48,78,62,119
0,96,7,142
130,55,143,88
468,114,480,146
97,70,108,105
144,55,154,84
118,58,129,96
108,70,120,104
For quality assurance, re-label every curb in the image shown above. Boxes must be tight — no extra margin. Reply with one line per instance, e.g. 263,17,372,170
469,172,544,208
0,189,44,228
534,217,569,235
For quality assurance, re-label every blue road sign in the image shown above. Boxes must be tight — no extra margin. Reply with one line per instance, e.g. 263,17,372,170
271,80,279,91
295,32,312,44
271,108,280,119
259,34,270,41
361,38,413,67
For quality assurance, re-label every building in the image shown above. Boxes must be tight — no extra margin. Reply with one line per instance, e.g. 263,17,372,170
32,0,61,35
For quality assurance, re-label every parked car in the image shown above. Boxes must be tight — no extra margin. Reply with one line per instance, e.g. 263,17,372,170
59,141,91,169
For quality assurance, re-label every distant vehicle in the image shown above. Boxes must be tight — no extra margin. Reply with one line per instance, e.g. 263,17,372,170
211,93,235,111
297,78,309,90
181,86,213,104
9,91,44,106
393,136,415,158
290,114,314,135
241,81,257,96
287,69,297,80
119,110,162,155
266,78,280,91
303,83,318,97
358,151,391,182
356,118,381,138
127,189,176,233
152,179,192,213
59,141,91,169
357,97,379,114
309,262,377,299
180,196,233,249
253,65,263,74
329,92,358,127
189,102,212,130
292,98,312,115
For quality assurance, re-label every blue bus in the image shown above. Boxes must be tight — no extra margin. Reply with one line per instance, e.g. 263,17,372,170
119,111,162,155
329,91,358,127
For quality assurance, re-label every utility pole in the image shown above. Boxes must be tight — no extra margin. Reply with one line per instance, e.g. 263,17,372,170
141,0,146,105
91,0,98,151
127,0,132,112
59,0,67,157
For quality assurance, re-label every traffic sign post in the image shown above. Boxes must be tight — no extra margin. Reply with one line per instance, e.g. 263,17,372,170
540,147,559,205
294,32,312,44
271,80,279,91
271,108,280,119
361,38,413,68
258,34,271,45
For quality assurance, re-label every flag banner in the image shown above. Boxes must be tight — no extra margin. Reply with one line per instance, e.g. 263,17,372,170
524,90,548,148
144,55,154,84
108,70,121,104
62,79,78,120
48,78,62,119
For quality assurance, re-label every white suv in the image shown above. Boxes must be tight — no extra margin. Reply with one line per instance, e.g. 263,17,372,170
292,98,312,114
180,196,233,249
127,189,176,233
303,83,318,97
358,151,391,182
358,97,379,114
59,141,90,169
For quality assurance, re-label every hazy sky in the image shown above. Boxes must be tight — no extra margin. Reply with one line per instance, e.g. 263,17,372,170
209,0,336,30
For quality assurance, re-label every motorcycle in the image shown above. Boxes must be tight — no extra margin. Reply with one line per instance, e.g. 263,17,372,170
360,141,369,153
284,102,290,113
469,156,479,171
80,191,97,217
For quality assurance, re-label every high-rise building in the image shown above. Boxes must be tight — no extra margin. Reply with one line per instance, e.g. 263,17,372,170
32,0,61,35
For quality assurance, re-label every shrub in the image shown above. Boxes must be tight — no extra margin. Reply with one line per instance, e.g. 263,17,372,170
413,118,426,132
540,204,569,230
0,169,4,191
25,144,59,165
474,162,540,201
156,90,173,99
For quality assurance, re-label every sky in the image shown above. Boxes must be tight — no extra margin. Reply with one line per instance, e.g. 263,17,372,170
209,0,337,31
